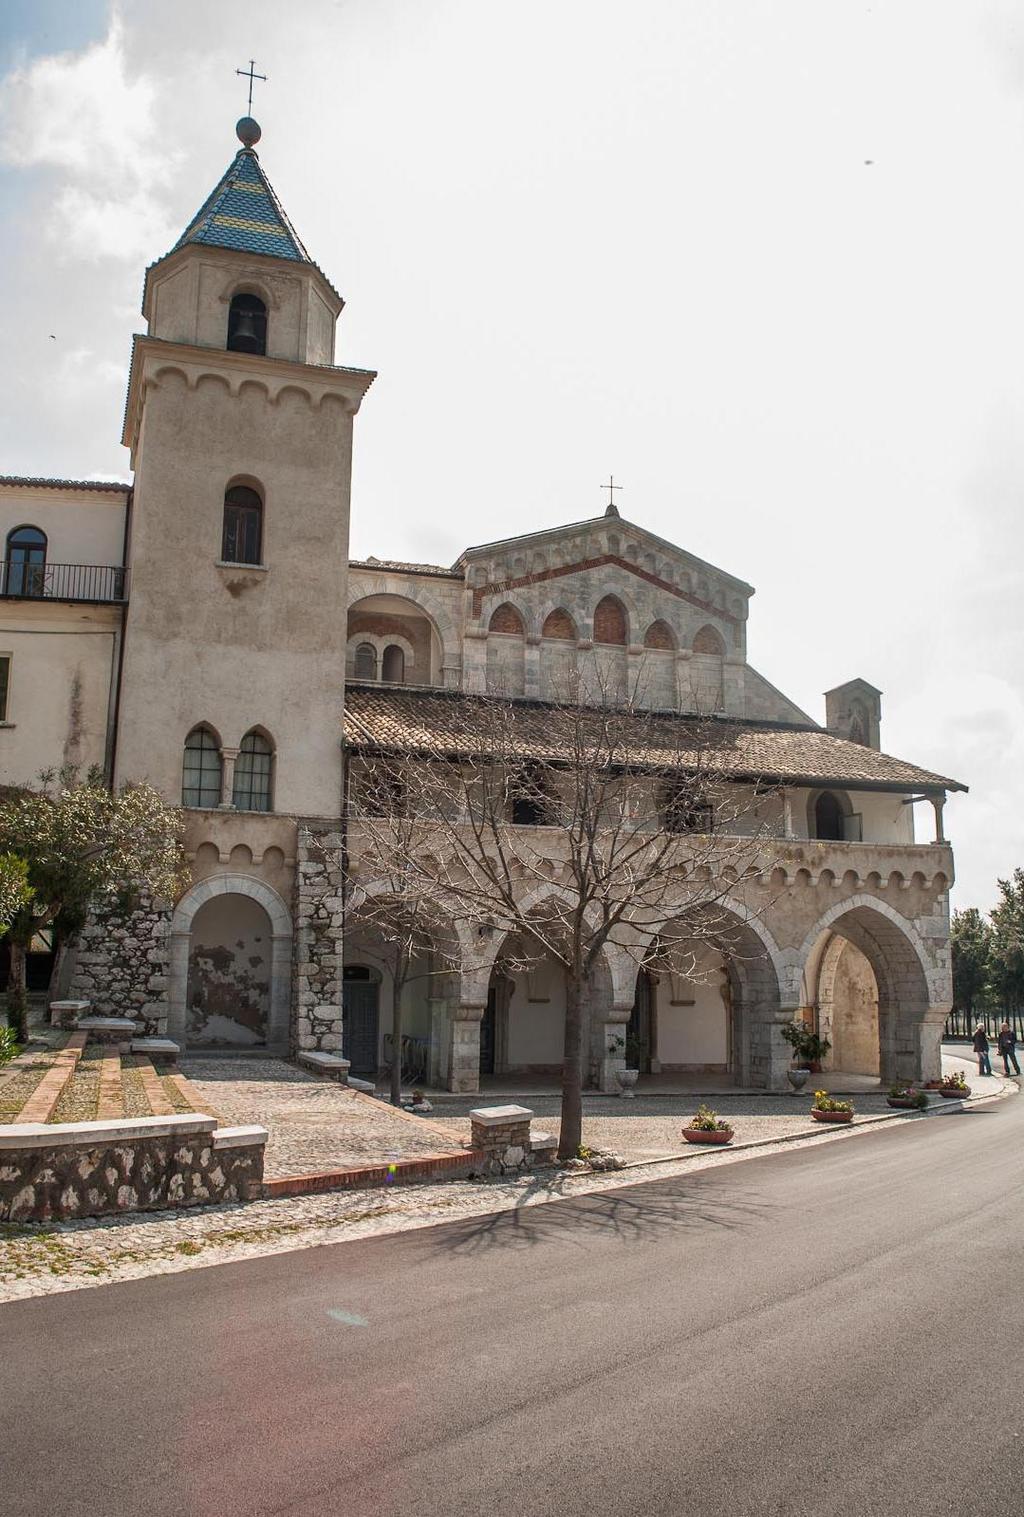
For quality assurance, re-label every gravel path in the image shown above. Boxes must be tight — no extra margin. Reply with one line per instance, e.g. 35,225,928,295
179,1057,465,1177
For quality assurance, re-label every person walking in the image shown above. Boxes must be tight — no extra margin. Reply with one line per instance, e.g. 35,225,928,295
997,1022,1021,1077
973,1023,992,1077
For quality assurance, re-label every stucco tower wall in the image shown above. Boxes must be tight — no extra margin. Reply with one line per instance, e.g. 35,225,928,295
116,350,368,814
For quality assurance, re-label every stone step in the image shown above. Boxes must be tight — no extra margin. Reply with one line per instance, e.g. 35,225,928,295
130,1037,180,1061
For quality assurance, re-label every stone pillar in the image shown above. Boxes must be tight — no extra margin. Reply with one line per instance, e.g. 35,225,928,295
462,629,487,693
293,823,345,1053
428,996,449,1087
218,747,239,809
469,1104,533,1174
780,788,794,839
448,1006,483,1092
931,794,946,844
524,636,542,699
598,1003,632,1093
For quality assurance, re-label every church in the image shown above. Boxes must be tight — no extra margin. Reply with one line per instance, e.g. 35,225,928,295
0,118,965,1093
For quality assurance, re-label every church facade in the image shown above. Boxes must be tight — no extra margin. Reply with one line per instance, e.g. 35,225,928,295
0,123,965,1091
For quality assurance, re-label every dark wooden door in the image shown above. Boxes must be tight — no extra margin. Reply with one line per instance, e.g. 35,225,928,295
628,970,653,1074
343,980,380,1077
479,986,497,1076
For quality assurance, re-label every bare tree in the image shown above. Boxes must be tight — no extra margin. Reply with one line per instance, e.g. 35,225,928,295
345,690,778,1157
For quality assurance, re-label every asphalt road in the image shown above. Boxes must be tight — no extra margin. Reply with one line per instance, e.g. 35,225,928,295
3,1091,1022,1517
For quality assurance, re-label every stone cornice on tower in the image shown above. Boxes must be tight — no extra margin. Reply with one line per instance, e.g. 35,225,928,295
121,334,376,457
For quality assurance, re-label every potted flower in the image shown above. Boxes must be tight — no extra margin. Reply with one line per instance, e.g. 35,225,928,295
780,1020,832,1074
810,1089,854,1124
682,1104,734,1145
887,1083,929,1110
939,1071,971,1099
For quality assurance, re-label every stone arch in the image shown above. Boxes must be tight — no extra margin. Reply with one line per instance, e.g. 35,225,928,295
807,787,853,841
347,588,452,687
488,602,526,635
593,594,629,646
796,895,941,1083
541,607,578,640
652,900,785,1088
168,873,292,1049
644,619,677,651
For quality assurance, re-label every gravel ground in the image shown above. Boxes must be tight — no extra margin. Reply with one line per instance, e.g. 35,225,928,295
0,1052,55,1121
178,1057,466,1177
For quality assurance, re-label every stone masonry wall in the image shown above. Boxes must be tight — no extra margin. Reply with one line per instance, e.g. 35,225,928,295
68,893,171,1034
293,821,345,1052
0,1126,265,1223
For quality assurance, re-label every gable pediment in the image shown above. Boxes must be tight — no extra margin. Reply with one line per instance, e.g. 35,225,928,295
458,514,753,627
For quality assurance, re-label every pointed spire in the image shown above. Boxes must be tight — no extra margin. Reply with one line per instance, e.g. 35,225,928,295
170,123,312,265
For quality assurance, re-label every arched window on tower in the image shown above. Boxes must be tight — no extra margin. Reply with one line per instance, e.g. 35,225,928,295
182,726,223,808
353,643,377,680
233,730,274,812
222,484,263,565
226,292,268,355
4,525,47,597
381,645,405,683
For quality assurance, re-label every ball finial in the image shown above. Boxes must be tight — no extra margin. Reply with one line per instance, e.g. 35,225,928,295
236,116,262,148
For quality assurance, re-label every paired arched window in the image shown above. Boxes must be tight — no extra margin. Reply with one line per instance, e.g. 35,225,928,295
227,292,268,355
593,595,627,646
814,791,847,841
381,644,405,683
233,730,273,812
354,643,377,680
5,525,47,596
222,484,263,565
182,726,223,808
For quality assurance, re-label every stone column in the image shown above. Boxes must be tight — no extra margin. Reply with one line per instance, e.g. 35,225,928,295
524,635,542,699
293,823,345,1053
598,1002,633,1093
218,747,239,809
167,929,190,1044
931,794,946,844
448,1006,483,1092
780,788,794,839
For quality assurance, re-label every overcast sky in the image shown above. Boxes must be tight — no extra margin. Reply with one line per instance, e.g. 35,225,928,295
1,0,1020,912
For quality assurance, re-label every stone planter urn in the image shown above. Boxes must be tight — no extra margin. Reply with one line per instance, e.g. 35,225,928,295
786,1067,810,1093
681,1127,734,1146
886,1095,925,1110
616,1067,639,1098
810,1108,853,1124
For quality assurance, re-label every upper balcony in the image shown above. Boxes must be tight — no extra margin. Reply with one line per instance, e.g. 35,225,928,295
0,561,128,605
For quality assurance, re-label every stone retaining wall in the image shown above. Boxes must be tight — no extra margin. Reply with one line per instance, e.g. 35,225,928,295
0,1115,266,1223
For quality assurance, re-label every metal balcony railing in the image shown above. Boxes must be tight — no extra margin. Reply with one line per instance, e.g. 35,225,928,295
0,561,128,603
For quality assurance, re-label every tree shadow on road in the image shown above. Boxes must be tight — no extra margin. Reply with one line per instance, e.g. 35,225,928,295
431,1170,772,1257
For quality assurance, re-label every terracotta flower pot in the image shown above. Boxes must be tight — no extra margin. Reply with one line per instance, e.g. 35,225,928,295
682,1127,734,1145
940,1085,971,1099
810,1108,853,1124
924,1080,945,1091
886,1096,923,1109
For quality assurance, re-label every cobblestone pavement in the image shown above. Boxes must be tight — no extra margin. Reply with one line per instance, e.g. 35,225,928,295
179,1057,465,1177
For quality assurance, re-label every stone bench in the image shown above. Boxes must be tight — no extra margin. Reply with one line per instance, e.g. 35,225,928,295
78,1017,140,1046
130,1037,180,1062
297,1051,352,1081
49,1000,90,1030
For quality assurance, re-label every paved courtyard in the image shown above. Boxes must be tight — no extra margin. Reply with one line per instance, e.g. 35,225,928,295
180,1057,465,1177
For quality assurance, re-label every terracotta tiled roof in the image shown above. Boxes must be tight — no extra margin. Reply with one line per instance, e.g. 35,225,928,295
0,476,129,494
350,558,462,580
343,685,966,793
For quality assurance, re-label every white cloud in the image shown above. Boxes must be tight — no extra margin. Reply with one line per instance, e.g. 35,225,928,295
0,14,177,260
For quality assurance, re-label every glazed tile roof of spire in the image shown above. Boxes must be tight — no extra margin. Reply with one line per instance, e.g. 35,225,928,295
171,145,312,263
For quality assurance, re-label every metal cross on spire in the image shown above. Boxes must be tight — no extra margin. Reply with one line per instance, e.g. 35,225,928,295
602,475,623,517
236,59,267,115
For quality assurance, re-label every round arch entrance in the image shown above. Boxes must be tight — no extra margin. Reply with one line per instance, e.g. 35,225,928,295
168,874,292,1050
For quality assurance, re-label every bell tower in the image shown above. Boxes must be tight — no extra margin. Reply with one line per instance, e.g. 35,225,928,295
115,119,375,815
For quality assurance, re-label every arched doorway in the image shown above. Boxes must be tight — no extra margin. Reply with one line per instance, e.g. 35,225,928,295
187,894,271,1047
800,897,936,1084
168,874,292,1050
815,935,880,1077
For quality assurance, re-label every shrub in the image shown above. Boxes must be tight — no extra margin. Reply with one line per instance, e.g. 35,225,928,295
0,1026,20,1066
812,1089,853,1114
687,1103,733,1132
